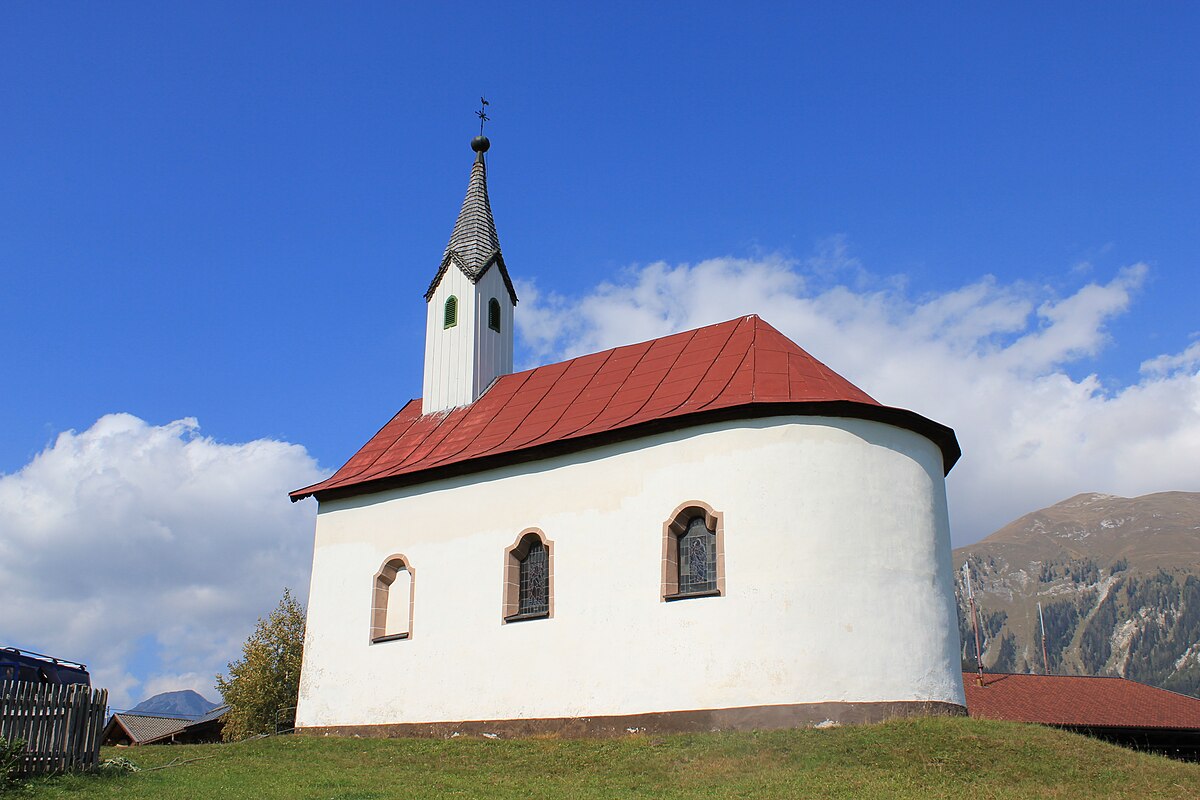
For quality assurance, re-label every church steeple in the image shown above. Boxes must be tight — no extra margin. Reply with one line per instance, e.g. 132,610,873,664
422,136,517,305
421,134,517,415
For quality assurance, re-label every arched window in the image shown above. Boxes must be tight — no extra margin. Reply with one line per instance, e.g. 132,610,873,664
503,529,553,622
662,503,725,601
371,555,415,643
488,297,501,332
444,295,458,329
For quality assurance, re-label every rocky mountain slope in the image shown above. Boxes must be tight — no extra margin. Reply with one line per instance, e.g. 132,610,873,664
953,491,1200,696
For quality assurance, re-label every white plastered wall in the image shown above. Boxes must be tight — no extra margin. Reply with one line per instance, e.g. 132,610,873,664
421,265,513,414
296,415,964,728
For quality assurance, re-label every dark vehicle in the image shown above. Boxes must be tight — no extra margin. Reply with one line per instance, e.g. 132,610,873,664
0,647,90,686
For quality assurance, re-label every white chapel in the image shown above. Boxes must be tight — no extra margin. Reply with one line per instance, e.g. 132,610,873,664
290,133,967,736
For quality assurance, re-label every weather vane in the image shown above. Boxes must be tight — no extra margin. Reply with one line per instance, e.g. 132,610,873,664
477,97,490,135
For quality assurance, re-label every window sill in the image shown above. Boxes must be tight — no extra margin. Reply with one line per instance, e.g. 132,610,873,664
664,589,722,602
371,633,410,644
504,611,550,623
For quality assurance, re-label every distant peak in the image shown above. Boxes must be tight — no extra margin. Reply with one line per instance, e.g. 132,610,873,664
129,688,219,717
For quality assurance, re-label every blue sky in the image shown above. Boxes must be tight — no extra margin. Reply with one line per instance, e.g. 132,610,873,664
2,4,1198,706
3,3,1196,472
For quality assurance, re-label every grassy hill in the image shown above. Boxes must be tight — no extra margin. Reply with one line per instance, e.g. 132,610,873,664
24,717,1200,799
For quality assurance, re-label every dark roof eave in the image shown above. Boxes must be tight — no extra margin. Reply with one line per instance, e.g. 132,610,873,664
1056,722,1200,733
291,400,960,504
423,251,518,305
137,729,184,746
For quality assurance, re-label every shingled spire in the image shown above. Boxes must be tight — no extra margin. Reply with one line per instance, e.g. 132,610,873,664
421,134,517,415
424,137,517,304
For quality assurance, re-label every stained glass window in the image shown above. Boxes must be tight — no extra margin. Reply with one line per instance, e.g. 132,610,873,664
518,539,549,616
678,516,717,594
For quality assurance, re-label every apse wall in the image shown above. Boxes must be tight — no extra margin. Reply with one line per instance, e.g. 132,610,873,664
296,414,965,734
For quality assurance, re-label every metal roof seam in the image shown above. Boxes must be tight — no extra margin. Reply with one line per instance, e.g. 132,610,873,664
474,358,581,457
578,327,701,432
405,366,537,470
559,338,662,437
508,348,621,449
647,316,743,417
293,407,419,495
690,316,755,412
346,407,448,485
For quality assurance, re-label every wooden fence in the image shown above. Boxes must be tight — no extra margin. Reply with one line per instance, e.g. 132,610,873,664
0,681,108,776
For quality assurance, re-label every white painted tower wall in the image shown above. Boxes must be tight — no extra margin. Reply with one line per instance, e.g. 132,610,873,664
421,265,514,414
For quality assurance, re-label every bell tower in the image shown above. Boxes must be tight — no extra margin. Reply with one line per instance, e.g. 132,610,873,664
421,134,518,415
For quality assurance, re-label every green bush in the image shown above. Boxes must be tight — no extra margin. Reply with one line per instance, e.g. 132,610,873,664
1,736,26,789
216,588,305,741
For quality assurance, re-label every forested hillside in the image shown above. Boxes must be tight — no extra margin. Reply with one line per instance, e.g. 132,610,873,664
954,491,1200,697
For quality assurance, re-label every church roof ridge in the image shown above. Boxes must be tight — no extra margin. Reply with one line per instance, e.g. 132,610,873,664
424,141,518,304
292,316,960,502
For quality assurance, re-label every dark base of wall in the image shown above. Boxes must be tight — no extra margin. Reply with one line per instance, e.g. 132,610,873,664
298,700,966,739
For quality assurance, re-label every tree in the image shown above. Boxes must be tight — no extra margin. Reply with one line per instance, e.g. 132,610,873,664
216,588,306,741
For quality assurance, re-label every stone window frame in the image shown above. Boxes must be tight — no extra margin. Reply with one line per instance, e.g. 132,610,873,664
502,528,554,624
661,501,726,601
444,295,458,329
370,554,416,643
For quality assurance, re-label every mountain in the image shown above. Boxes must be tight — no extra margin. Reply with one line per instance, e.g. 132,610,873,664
953,491,1200,697
129,689,220,718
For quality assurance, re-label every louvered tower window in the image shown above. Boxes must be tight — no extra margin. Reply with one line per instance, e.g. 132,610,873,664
677,516,717,594
488,297,501,332
444,295,458,329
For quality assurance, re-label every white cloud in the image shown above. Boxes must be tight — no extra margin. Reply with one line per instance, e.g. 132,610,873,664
1141,339,1200,377
515,251,1200,546
0,414,325,709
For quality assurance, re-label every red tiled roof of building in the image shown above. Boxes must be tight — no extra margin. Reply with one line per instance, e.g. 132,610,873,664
292,315,960,502
963,672,1200,730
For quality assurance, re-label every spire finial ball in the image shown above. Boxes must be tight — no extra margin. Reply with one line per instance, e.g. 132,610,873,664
471,135,490,153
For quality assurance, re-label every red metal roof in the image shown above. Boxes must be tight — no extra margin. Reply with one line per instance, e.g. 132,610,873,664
963,672,1200,730
292,315,959,502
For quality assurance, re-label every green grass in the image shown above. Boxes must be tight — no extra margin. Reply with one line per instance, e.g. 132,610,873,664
19,717,1200,799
